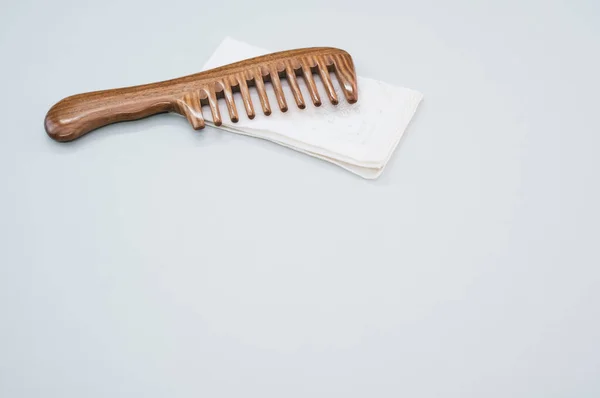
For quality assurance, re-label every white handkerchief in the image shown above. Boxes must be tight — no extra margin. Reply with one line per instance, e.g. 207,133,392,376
201,37,423,179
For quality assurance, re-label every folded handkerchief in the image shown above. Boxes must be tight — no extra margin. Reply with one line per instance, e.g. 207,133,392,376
201,37,423,179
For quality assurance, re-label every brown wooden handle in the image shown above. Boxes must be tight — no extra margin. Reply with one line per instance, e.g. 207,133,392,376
44,84,176,142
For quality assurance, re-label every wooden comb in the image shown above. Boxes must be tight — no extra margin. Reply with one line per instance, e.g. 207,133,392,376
44,48,358,142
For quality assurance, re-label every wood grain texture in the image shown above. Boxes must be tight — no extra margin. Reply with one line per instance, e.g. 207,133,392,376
45,48,358,142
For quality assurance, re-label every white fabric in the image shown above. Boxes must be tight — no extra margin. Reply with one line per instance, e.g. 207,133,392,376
201,37,423,179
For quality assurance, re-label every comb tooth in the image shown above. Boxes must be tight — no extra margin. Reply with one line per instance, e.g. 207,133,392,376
270,65,288,112
332,53,358,103
237,73,255,119
222,79,239,123
285,62,305,109
253,68,271,116
206,87,222,126
179,92,205,130
301,57,321,106
316,55,338,105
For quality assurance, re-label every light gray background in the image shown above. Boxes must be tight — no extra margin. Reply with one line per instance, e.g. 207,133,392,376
1,0,599,397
